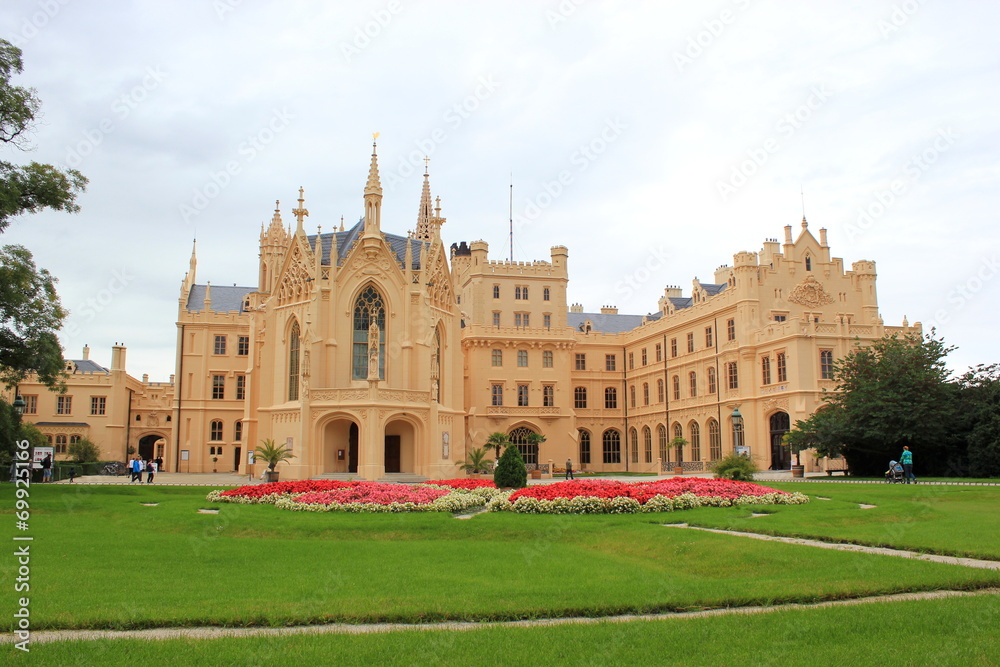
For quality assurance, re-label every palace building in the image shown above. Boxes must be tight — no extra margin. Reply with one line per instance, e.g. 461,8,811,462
14,142,919,479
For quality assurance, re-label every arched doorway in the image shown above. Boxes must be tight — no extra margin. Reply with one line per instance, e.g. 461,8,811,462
322,418,359,473
508,426,538,464
137,433,165,465
769,412,791,470
384,418,417,473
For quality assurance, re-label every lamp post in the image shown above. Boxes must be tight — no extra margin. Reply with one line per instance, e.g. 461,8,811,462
731,407,745,457
12,394,26,418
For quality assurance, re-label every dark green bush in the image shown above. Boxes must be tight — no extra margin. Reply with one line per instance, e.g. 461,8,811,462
494,444,527,489
711,453,758,481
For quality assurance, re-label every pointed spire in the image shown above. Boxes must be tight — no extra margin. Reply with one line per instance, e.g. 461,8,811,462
292,186,309,235
415,158,434,240
189,239,197,278
267,200,284,237
203,281,212,311
364,136,382,197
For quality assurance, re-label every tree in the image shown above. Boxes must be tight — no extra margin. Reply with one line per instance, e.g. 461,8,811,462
1,39,88,232
0,245,67,388
485,432,509,458
494,444,527,489
456,446,492,474
957,364,1000,477
0,38,86,391
254,438,295,472
783,406,848,463
821,332,958,476
68,437,100,464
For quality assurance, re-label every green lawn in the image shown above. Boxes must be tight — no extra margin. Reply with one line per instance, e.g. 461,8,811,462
3,484,999,633
5,594,999,665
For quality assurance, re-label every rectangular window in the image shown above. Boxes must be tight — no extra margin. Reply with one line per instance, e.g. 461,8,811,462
212,375,225,400
628,352,634,370
210,421,223,441
543,287,550,301
522,313,529,328
705,326,714,348
657,379,664,403
491,383,503,406
575,353,586,371
234,422,243,442
493,312,501,327
57,395,72,415
605,387,617,409
517,384,529,407
543,385,554,407
689,372,697,397
687,332,694,353
761,357,771,385
543,314,551,330
670,338,678,358
777,352,787,383
820,349,834,380
22,395,37,415
773,314,787,322
708,367,717,394
514,285,529,300
493,285,500,299
542,350,553,368
514,313,522,328
605,354,616,371
727,318,735,341
726,362,739,390
629,385,636,408
574,386,587,409
236,375,246,400
641,348,647,366
517,350,528,367
90,396,106,416
491,349,502,367
672,375,680,400
237,336,249,356
643,383,649,405
655,343,662,362
214,335,227,355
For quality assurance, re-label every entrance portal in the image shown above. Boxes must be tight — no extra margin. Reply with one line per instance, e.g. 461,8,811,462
769,412,791,470
349,423,359,473
385,436,401,473
137,434,162,463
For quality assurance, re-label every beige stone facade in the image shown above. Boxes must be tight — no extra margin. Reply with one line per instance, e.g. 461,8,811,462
13,144,919,478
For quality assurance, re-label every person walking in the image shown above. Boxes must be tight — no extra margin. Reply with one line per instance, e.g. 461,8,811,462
900,445,916,484
146,458,156,484
565,458,574,480
130,457,141,483
68,466,76,483
41,454,52,483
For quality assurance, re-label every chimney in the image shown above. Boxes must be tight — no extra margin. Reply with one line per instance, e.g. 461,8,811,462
82,344,91,361
111,344,126,372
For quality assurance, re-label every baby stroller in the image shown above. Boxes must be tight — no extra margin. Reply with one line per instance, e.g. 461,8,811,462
885,460,904,484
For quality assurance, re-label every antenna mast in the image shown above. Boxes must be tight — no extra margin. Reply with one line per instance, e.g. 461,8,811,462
509,174,513,262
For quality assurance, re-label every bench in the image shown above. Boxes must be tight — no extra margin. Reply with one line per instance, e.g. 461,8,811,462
826,468,849,476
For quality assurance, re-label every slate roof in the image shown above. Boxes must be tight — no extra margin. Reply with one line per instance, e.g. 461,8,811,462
567,312,646,334
701,283,727,296
34,422,91,427
68,360,108,374
306,218,423,270
186,285,256,313
669,296,693,310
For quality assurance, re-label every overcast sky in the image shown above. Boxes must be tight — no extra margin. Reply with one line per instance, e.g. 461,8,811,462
2,0,997,381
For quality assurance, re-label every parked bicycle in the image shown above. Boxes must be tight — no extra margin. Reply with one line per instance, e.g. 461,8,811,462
101,461,125,476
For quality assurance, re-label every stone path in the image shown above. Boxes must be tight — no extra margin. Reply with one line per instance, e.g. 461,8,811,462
662,524,1000,570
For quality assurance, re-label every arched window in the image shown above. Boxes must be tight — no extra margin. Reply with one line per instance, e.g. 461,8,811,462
288,321,300,401
55,434,67,454
673,422,684,464
210,420,223,441
658,424,668,461
629,428,638,463
579,429,591,465
690,422,701,461
353,285,385,380
629,385,636,408
605,387,617,409
602,430,621,464
234,421,243,442
509,426,538,464
574,387,587,409
643,426,652,463
805,255,812,271
709,419,722,460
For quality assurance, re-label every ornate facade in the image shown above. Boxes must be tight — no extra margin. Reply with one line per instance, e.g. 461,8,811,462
16,142,919,478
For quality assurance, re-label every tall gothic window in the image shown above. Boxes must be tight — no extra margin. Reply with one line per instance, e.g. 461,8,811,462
602,430,621,464
288,321,300,401
352,285,385,380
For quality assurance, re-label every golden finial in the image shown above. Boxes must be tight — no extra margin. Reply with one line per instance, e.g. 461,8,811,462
372,132,380,141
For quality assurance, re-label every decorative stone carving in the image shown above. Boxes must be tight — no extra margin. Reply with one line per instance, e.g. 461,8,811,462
787,275,834,308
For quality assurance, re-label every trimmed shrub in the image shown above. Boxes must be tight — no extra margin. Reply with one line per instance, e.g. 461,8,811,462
494,444,527,489
711,453,758,481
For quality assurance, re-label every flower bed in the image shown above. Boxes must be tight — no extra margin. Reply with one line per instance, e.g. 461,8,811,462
207,477,806,514
488,478,809,514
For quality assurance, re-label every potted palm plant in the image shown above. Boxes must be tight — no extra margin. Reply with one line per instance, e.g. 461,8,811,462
456,446,492,478
254,438,295,483
670,436,688,475
525,432,546,478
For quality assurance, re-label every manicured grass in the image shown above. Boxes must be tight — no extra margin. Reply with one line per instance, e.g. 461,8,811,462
6,594,999,665
679,482,1000,559
3,484,999,631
